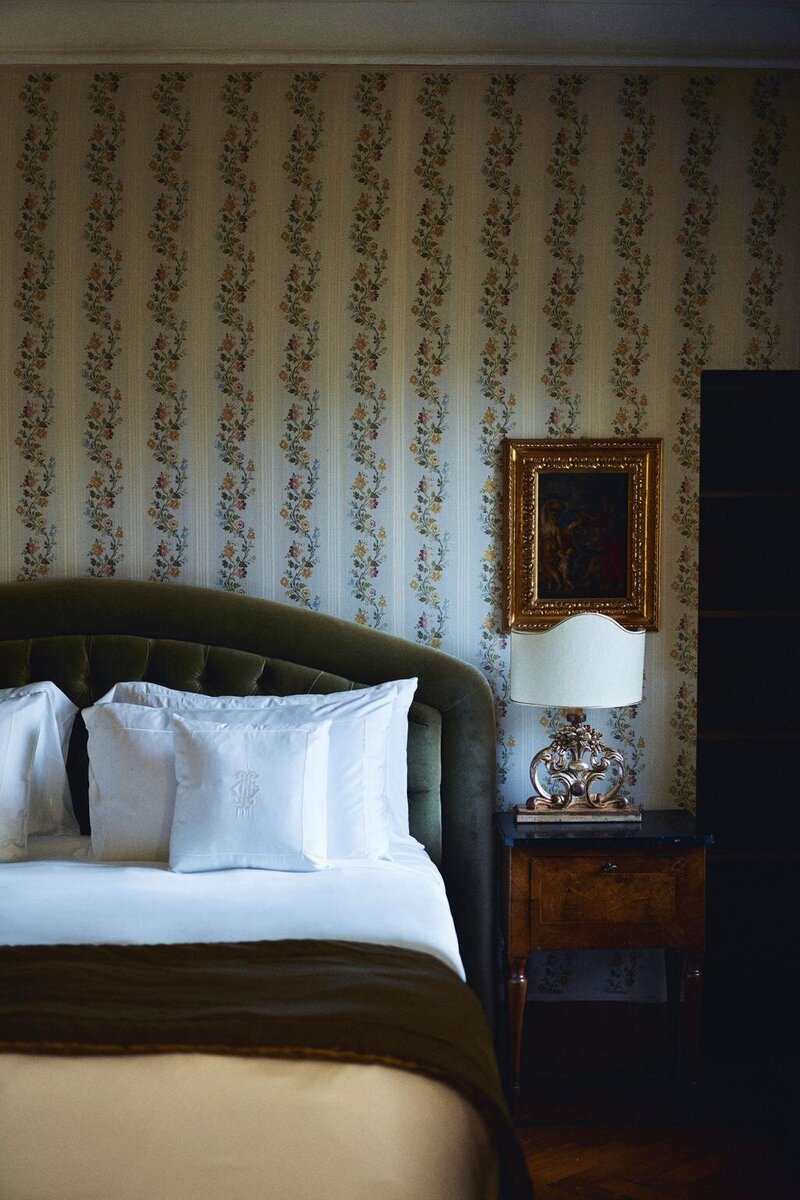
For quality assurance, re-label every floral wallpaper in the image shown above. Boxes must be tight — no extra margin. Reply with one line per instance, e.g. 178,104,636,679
280,72,324,608
14,71,57,582
148,70,191,583
2,66,798,999
348,72,392,631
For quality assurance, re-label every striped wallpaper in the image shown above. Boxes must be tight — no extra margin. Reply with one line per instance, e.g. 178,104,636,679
2,67,798,992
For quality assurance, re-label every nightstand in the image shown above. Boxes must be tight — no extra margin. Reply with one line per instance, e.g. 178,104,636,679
496,810,713,1101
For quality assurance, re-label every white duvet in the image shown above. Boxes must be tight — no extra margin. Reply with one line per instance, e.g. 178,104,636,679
0,834,465,978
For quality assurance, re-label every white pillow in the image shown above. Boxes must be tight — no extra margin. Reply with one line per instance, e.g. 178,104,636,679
84,689,397,861
84,703,177,860
169,716,330,873
102,676,418,838
179,703,394,859
0,691,51,861
0,682,78,835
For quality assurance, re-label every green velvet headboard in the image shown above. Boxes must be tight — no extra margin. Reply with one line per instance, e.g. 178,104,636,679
0,579,498,1024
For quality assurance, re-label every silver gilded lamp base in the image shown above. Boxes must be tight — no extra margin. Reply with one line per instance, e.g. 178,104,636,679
515,720,643,823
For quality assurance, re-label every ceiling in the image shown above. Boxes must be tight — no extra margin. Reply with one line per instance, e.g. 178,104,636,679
1,0,799,66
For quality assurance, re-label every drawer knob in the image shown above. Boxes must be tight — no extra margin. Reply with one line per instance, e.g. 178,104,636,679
602,861,619,872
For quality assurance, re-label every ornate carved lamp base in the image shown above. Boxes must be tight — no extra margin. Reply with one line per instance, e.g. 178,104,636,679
514,719,642,823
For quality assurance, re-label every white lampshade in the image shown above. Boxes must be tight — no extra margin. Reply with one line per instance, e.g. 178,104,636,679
509,613,645,709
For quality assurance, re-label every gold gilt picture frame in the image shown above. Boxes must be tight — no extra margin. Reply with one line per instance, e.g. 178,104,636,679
502,438,662,631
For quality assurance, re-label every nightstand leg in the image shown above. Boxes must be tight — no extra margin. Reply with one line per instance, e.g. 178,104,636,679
665,949,704,1085
682,954,703,1086
508,955,528,1104
665,948,682,1071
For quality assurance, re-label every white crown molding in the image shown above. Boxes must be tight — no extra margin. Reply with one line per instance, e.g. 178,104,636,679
1,1,799,67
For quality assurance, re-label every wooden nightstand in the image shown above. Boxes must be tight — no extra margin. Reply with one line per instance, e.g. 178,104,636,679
496,810,713,1101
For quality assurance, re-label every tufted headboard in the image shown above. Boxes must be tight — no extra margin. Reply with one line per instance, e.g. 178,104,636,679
0,578,498,1024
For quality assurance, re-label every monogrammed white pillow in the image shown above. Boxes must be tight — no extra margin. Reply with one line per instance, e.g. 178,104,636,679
169,716,330,873
0,691,51,861
0,682,78,835
102,676,418,838
175,701,395,859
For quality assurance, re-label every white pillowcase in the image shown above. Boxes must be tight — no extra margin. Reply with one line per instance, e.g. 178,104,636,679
0,691,51,861
169,716,330,873
180,704,394,859
84,703,178,861
85,682,407,861
103,676,417,838
0,682,78,836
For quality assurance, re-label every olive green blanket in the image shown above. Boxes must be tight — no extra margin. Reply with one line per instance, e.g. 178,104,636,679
0,938,533,1199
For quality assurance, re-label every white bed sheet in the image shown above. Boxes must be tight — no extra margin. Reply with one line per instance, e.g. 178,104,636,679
0,834,464,977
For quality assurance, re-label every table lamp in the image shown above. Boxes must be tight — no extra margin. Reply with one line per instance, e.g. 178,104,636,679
509,613,646,822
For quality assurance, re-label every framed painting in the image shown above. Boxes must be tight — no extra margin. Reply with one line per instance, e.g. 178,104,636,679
502,438,662,631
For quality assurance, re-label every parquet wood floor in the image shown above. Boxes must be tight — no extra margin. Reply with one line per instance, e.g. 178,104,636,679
514,1079,795,1199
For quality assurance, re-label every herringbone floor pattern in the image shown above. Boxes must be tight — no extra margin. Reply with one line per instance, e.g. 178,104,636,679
514,1080,795,1199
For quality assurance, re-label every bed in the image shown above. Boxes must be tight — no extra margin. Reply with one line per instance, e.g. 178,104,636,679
0,577,532,1200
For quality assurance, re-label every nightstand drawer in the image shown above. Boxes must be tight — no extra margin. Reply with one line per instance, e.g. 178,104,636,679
510,847,706,952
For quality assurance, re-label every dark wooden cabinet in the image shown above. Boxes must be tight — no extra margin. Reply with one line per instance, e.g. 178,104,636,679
698,369,800,1080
